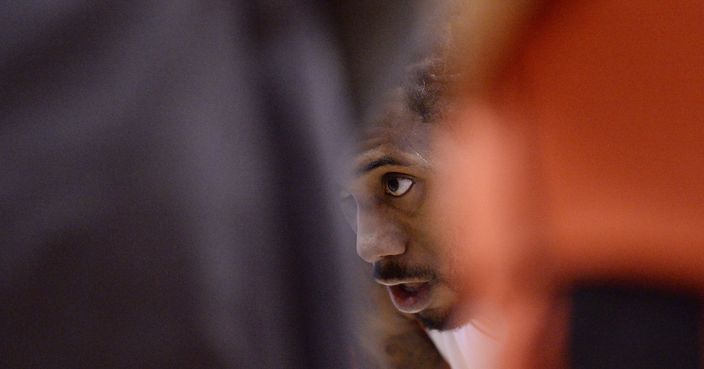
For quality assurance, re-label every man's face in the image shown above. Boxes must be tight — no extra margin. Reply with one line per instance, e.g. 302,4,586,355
341,100,461,330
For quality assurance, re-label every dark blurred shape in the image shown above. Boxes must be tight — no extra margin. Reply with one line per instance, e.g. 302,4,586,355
571,285,701,369
0,1,428,368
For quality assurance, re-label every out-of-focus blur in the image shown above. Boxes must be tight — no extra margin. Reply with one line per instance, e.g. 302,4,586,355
433,1,704,369
0,1,438,368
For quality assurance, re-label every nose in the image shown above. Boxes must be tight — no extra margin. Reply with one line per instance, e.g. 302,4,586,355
355,207,406,263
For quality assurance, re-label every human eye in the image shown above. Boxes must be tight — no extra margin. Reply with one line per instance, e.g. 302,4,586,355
382,174,414,197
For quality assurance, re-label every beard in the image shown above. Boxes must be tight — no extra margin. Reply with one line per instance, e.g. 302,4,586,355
372,260,436,281
416,306,453,330
415,266,467,331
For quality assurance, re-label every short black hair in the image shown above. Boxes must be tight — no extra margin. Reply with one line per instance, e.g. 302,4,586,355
403,57,454,123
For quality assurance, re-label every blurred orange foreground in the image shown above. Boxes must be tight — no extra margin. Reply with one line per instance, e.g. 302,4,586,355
432,1,704,368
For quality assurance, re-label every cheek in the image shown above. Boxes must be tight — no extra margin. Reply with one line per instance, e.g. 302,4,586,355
412,216,453,267
387,182,426,214
437,241,465,283
358,205,408,242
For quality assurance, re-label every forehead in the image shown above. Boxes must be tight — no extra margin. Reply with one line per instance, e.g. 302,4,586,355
355,100,434,169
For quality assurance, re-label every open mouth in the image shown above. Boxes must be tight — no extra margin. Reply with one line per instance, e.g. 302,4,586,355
385,281,433,314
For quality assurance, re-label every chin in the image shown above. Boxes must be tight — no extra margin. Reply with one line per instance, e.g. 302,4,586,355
415,305,461,331
415,284,464,331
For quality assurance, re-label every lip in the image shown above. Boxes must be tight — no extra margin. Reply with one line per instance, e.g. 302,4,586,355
385,281,434,314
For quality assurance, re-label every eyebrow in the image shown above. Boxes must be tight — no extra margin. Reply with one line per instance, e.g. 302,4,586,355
355,156,404,176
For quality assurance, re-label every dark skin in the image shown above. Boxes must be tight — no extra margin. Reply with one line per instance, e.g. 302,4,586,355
342,90,456,369
354,274,449,369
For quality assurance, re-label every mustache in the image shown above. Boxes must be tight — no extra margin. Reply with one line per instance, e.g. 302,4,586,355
373,261,435,281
